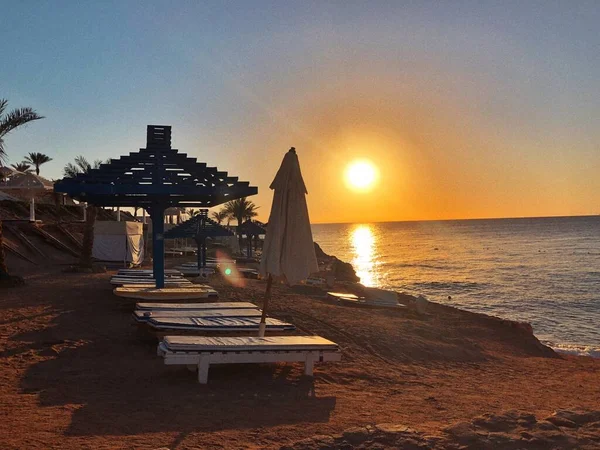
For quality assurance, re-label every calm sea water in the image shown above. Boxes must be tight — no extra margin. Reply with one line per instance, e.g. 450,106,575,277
312,216,600,357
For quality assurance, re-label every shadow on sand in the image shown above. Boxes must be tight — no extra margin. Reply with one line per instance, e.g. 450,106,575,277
11,276,336,440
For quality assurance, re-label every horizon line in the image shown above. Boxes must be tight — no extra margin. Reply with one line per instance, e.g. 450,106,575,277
310,213,599,226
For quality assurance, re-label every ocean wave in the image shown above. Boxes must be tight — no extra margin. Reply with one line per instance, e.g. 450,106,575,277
386,262,460,270
549,343,600,359
409,280,488,291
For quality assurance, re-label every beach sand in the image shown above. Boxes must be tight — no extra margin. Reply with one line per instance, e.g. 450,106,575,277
1,267,599,449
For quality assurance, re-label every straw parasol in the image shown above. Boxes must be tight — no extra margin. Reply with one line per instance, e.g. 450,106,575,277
258,147,318,336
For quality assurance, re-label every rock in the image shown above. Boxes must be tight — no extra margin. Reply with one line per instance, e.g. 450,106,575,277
342,426,370,444
537,420,560,431
552,410,600,425
374,423,415,435
516,412,537,426
308,435,336,449
442,422,479,443
313,242,360,282
472,412,519,432
545,415,578,428
415,295,429,313
331,258,360,282
313,242,328,259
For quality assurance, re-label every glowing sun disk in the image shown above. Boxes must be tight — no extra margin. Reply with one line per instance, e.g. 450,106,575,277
345,160,378,191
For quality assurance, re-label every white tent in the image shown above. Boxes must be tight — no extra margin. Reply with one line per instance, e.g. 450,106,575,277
93,221,144,265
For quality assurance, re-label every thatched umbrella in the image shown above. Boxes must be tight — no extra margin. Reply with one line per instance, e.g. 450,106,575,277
258,148,318,336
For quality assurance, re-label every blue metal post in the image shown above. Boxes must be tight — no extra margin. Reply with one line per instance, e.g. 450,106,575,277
196,237,203,274
151,204,166,288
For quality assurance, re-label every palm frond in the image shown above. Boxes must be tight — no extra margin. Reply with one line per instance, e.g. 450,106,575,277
11,162,32,173
0,107,45,138
0,99,44,163
0,99,8,119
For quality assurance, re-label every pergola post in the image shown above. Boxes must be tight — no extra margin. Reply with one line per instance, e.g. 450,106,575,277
195,237,203,271
29,196,35,222
150,204,166,288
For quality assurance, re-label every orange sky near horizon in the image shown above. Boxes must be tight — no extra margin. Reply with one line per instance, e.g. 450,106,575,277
208,73,599,224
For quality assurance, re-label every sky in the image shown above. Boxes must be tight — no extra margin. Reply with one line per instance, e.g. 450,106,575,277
2,1,599,223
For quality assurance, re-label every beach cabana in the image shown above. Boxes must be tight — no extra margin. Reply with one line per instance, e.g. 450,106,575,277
0,171,54,221
92,220,144,265
164,209,233,270
54,125,257,287
238,219,266,258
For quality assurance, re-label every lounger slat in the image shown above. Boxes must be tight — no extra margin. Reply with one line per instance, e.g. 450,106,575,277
149,316,295,331
135,302,258,311
132,308,262,322
162,335,338,352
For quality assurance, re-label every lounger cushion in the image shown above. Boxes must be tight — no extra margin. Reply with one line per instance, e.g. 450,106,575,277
132,309,262,322
114,286,217,300
162,335,338,352
148,316,295,331
135,302,258,311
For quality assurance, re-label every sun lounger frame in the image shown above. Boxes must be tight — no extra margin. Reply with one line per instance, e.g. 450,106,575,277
157,340,341,384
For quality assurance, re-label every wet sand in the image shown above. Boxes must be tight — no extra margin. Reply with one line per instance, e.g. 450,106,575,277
1,268,599,449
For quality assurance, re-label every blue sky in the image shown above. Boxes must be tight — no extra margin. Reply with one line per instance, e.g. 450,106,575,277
2,1,599,221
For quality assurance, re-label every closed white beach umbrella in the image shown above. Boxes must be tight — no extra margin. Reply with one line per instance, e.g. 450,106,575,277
258,147,318,336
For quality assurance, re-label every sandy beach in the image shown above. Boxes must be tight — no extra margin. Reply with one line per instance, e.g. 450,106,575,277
1,265,599,449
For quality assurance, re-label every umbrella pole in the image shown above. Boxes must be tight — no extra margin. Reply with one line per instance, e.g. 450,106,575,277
258,273,273,337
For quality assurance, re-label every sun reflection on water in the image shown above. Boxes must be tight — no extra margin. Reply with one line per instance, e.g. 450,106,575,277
350,225,377,287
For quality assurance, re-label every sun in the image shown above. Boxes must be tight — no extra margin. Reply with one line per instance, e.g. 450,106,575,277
345,160,378,192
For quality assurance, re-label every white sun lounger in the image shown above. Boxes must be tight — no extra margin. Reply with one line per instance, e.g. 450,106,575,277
135,301,259,311
117,269,183,276
110,277,192,286
147,316,295,333
119,283,211,290
327,292,405,309
157,335,341,383
114,286,218,300
132,308,262,323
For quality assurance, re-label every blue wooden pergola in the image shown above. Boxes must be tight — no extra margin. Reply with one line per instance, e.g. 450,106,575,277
164,209,233,270
238,219,266,258
54,125,257,287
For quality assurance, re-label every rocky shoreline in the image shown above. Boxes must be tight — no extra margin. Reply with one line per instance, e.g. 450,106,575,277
282,410,600,449
314,241,548,350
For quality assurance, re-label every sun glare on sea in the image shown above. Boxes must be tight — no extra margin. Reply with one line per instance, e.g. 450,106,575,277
350,225,377,287
344,160,378,192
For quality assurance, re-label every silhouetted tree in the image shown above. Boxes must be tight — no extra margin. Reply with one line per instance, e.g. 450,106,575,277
24,152,52,175
63,156,104,268
0,98,44,281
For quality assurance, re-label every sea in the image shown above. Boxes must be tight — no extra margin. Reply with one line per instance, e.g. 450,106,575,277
311,216,600,358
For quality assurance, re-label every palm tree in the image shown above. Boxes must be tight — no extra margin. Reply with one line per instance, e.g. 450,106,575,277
0,99,44,165
63,155,103,268
223,197,259,226
24,152,52,175
211,209,228,224
63,155,103,178
10,162,32,173
223,198,259,248
0,99,44,280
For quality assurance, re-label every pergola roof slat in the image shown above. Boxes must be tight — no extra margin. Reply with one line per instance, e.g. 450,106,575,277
54,125,257,209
